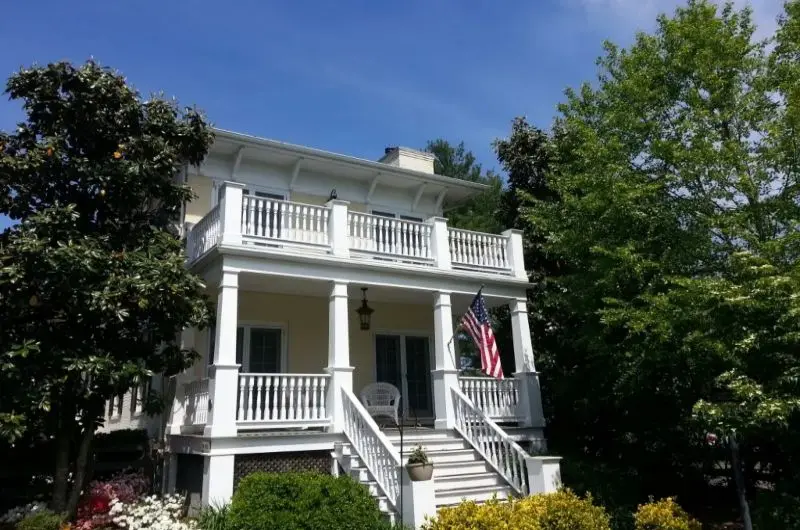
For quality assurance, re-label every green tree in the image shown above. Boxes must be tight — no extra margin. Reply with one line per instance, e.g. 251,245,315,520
522,0,800,523
425,139,504,233
493,119,561,374
0,61,214,515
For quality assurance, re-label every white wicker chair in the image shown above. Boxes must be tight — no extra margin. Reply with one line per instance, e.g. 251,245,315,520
360,382,401,425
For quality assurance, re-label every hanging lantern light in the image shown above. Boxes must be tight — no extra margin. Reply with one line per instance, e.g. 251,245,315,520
356,287,374,330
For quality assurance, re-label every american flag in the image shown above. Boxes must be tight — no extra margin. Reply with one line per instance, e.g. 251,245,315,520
460,290,504,379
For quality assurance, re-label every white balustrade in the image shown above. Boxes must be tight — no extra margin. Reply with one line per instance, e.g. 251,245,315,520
451,386,530,495
459,377,519,422
448,228,510,270
186,206,221,261
341,388,400,509
183,379,209,426
242,196,329,246
348,212,433,262
236,373,330,428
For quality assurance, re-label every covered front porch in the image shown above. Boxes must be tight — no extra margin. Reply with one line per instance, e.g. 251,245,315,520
168,271,542,438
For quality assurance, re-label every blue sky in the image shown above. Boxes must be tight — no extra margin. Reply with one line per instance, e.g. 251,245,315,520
0,0,784,229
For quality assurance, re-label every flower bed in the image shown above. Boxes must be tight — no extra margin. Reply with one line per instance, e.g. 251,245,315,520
2,471,195,530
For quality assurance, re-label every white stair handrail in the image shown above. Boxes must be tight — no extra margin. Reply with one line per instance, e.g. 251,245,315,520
341,388,401,509
451,386,530,495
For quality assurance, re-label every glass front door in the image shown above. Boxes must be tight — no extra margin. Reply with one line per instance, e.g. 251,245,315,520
375,334,433,421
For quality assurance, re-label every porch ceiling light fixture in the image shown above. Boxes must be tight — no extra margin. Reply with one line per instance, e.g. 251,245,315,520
357,287,374,331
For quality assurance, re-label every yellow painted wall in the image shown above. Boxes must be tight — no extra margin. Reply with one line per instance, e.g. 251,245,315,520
348,300,434,392
186,174,213,225
189,291,434,391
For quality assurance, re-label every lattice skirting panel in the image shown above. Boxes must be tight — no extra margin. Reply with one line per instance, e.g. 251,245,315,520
234,451,332,490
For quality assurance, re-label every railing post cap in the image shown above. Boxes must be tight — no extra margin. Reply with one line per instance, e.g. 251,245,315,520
501,228,524,236
525,455,563,463
325,199,350,207
426,216,448,223
222,181,246,189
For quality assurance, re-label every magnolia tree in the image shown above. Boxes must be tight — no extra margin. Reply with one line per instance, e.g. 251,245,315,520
0,61,214,516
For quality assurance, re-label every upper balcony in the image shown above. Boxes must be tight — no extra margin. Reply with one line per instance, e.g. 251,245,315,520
186,182,527,280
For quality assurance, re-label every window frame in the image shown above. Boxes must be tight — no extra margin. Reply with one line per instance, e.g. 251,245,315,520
207,321,288,374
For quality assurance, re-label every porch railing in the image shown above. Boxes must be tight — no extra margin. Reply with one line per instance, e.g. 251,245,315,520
185,183,524,278
236,373,331,429
448,228,510,271
459,376,520,422
342,388,400,510
242,196,330,246
186,205,221,261
348,212,433,262
451,386,530,495
183,378,209,426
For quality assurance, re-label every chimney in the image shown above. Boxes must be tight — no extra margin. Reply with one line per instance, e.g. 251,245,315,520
378,146,436,174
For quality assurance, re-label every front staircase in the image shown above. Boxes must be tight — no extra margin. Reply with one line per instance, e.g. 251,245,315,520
333,429,518,523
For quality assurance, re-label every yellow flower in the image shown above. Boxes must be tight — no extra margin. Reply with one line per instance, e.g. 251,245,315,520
113,151,122,159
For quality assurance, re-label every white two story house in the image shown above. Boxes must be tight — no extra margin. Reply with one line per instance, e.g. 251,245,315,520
105,128,558,520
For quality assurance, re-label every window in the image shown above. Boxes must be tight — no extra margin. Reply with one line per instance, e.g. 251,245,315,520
208,324,283,373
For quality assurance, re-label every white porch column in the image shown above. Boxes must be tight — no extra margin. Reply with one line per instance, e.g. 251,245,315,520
201,454,235,506
326,281,353,432
204,268,240,437
431,291,458,429
510,298,545,428
326,199,350,257
427,217,451,270
220,181,244,246
502,229,527,280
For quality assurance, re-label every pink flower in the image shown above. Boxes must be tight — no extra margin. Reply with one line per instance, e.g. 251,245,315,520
706,433,718,446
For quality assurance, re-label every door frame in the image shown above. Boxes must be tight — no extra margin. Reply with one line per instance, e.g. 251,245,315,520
372,329,435,420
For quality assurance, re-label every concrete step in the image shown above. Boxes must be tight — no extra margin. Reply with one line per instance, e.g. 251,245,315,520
436,484,515,507
424,448,480,464
435,472,506,490
433,460,494,477
395,437,470,452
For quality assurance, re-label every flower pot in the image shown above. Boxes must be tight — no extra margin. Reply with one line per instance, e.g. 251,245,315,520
406,462,434,481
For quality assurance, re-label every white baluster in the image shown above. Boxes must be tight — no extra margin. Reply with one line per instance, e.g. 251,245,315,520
242,376,251,421
287,376,296,420
277,376,286,420
238,376,246,421
246,375,255,421
319,377,327,418
244,197,252,236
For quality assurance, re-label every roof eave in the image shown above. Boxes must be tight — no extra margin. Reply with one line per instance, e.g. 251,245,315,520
212,128,489,195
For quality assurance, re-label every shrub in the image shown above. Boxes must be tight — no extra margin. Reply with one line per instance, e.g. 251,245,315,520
423,490,611,530
15,510,62,530
633,498,701,530
198,503,230,530
1,503,48,526
228,472,383,530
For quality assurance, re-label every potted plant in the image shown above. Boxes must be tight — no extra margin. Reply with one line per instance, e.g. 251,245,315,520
406,445,433,481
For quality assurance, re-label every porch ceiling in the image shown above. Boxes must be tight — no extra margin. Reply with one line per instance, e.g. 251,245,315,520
237,273,513,312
